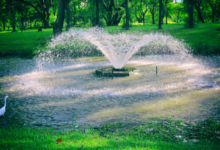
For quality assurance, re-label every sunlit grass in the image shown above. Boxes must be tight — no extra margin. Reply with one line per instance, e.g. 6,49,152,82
1,121,219,150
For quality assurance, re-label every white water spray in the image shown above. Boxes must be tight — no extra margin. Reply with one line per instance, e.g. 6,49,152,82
40,27,189,69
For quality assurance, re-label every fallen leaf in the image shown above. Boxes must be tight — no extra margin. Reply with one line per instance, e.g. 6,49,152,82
56,138,63,144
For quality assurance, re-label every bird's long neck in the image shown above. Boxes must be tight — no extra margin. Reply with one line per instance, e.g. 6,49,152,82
4,97,8,107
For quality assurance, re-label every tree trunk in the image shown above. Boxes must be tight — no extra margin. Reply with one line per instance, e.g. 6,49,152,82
177,14,179,23
66,0,70,30
29,13,32,28
102,0,125,26
198,9,205,23
112,12,123,26
46,9,50,28
135,7,141,23
21,18,24,26
212,9,215,22
12,5,16,32
21,12,24,26
2,19,5,30
73,3,77,26
166,13,168,24
152,7,155,24
96,0,99,26
162,5,165,25
158,0,162,29
189,0,194,28
125,0,129,30
194,1,205,23
53,0,65,36
43,19,49,28
143,14,145,25
107,10,113,26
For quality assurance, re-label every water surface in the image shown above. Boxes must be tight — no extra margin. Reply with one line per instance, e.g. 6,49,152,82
0,55,220,128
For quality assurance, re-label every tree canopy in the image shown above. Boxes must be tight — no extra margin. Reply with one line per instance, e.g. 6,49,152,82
0,0,219,33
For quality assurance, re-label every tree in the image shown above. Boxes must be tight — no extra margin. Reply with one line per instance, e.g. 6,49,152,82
194,0,206,23
133,0,148,25
66,0,70,30
6,0,17,32
101,0,126,26
206,0,220,22
217,1,220,21
16,2,30,28
189,0,194,27
149,0,158,24
172,2,184,23
15,0,54,28
158,0,163,29
184,0,194,28
164,0,173,24
53,0,65,36
125,0,129,30
70,0,82,26
0,0,9,30
96,0,99,26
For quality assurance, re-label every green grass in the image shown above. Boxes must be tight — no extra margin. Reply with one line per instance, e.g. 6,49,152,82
1,119,219,150
0,23,220,58
0,28,53,58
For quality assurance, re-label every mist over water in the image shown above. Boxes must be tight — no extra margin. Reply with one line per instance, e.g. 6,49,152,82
0,28,220,129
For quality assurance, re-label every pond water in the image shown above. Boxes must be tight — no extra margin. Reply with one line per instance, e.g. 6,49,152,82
0,55,220,129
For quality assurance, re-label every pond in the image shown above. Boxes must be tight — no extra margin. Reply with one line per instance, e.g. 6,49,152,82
1,55,220,129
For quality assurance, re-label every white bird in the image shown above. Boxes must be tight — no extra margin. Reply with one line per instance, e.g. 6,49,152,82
0,96,9,117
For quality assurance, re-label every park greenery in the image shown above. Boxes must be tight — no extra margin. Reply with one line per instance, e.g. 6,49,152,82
1,118,220,149
1,0,220,149
0,23,220,58
0,0,220,58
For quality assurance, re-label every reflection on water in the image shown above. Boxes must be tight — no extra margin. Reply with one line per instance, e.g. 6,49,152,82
0,55,220,128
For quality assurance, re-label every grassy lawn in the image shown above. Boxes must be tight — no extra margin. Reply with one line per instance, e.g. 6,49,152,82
0,23,220,58
0,28,53,58
1,119,219,150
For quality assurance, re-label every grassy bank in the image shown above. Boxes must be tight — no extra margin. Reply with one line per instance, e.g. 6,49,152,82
0,28,53,58
1,119,220,150
0,23,220,58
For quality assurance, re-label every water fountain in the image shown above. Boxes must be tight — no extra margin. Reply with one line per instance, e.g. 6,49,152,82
0,27,219,129
41,27,189,77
